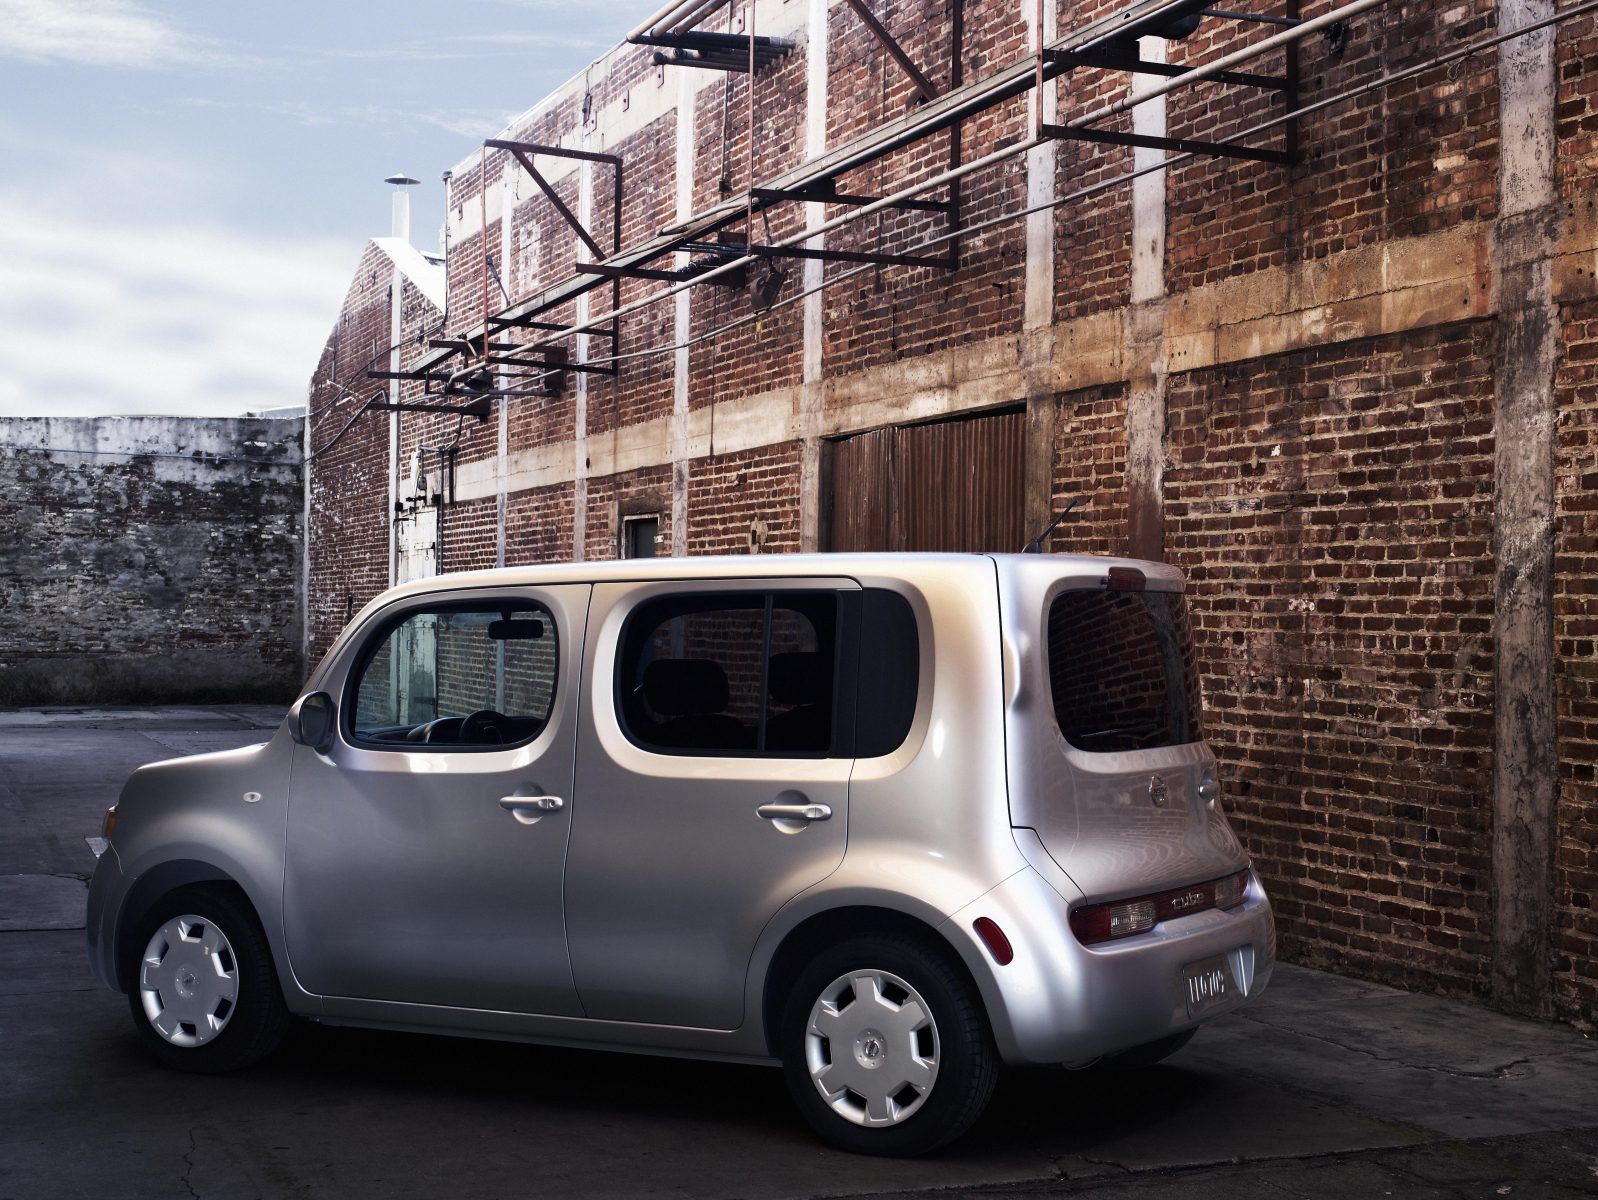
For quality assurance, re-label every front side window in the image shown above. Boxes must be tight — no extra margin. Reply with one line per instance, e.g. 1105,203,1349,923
1047,588,1201,752
617,592,838,756
350,603,557,748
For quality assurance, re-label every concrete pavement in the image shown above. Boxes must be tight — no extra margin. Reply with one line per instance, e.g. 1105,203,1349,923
2,707,1595,1199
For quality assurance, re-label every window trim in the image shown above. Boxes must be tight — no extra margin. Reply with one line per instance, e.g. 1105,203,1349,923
341,597,561,754
612,588,853,761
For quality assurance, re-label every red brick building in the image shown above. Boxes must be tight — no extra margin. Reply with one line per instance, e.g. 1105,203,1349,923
306,0,1598,1027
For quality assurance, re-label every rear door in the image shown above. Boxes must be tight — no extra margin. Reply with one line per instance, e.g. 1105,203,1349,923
1010,567,1247,898
563,577,857,1030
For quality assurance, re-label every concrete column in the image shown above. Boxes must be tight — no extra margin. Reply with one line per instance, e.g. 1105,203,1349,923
301,384,312,670
574,112,595,562
1125,36,1168,562
388,263,403,587
497,164,514,569
1022,0,1059,544
798,0,830,552
671,69,694,557
1490,0,1561,1018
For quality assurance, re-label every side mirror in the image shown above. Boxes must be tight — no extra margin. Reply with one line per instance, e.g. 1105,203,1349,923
288,691,336,753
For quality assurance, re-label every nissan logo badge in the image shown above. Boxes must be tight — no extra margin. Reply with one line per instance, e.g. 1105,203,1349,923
1149,776,1169,807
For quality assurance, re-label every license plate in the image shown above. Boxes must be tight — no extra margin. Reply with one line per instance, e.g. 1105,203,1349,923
1182,954,1238,1019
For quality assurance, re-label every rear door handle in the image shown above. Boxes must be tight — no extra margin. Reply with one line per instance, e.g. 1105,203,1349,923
499,795,564,822
756,802,832,822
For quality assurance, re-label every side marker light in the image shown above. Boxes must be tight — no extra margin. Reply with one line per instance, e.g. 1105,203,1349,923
973,917,1014,965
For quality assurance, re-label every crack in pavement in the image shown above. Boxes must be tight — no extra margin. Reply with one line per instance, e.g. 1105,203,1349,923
180,1126,201,1200
1232,1008,1579,1081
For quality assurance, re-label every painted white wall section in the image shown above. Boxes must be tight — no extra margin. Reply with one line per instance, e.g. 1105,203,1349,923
1130,36,1166,306
671,66,695,557
799,0,830,551
497,163,514,569
1023,0,1057,333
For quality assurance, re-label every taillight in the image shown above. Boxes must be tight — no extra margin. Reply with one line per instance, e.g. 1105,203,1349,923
1070,870,1250,946
1213,870,1247,910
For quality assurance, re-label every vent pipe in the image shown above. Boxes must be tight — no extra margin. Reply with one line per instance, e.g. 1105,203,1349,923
384,173,419,242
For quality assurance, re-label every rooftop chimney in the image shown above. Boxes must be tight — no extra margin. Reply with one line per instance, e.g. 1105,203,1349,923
384,174,420,242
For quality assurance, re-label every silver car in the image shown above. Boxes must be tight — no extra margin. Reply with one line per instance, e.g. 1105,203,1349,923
86,552,1273,1155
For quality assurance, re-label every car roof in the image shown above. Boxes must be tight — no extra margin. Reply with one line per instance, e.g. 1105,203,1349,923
373,551,1178,600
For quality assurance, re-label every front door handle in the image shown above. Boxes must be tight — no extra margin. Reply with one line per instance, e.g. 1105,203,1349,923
499,795,564,825
757,802,832,823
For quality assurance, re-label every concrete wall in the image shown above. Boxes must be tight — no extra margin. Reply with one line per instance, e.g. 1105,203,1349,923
306,1,1598,1028
0,416,305,706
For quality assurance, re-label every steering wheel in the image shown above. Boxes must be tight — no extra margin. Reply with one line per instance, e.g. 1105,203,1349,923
460,709,513,745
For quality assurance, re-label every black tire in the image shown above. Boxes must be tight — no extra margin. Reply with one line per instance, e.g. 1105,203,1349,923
125,884,292,1074
1097,1027,1197,1070
780,933,999,1156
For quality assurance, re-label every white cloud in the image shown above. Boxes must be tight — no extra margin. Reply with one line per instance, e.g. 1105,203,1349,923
170,96,519,141
0,0,226,69
0,195,353,417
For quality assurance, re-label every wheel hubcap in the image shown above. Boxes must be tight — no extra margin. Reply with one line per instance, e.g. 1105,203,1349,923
805,969,939,1127
139,914,240,1048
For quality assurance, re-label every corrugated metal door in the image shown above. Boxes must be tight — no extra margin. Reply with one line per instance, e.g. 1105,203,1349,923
827,408,1026,553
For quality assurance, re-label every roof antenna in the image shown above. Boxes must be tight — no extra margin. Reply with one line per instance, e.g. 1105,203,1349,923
1022,494,1089,554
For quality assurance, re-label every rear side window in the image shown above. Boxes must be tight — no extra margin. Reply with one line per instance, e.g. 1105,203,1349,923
617,592,839,757
1047,589,1200,752
855,590,919,757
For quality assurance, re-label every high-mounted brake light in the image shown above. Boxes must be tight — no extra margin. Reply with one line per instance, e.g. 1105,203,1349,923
1070,870,1250,946
1103,567,1146,591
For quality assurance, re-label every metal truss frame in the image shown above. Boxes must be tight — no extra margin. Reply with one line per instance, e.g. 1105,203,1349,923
376,0,1338,400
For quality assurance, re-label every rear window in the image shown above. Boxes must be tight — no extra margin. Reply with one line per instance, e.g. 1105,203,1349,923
1047,588,1201,752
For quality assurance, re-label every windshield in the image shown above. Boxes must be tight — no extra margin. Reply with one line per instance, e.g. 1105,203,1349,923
1047,587,1202,752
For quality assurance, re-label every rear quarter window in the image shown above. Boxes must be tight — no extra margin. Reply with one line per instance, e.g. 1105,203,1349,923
1047,588,1201,752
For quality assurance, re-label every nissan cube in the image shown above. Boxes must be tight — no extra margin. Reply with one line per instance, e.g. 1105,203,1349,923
86,553,1274,1155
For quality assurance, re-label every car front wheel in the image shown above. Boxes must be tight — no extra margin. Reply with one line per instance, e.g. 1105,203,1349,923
780,934,998,1156
127,885,291,1073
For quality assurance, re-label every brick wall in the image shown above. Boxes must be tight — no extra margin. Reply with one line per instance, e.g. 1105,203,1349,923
0,415,303,705
1167,321,1498,1001
306,1,1598,1028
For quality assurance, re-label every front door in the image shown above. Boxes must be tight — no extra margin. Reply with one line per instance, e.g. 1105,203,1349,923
284,584,588,1016
564,578,857,1030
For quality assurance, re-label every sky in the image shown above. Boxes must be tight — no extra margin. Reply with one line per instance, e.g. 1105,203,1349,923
0,0,658,419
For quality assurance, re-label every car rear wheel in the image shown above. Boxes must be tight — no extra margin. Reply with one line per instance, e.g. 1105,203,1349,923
127,885,291,1073
780,934,998,1156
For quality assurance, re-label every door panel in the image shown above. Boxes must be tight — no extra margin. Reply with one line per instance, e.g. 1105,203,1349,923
564,579,857,1030
284,584,589,1017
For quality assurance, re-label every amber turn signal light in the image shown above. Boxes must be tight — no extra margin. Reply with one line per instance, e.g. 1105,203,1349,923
101,805,117,841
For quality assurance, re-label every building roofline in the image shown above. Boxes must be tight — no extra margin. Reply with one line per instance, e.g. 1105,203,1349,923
372,237,446,311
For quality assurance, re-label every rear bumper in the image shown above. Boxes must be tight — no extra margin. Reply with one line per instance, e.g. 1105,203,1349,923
946,866,1275,1065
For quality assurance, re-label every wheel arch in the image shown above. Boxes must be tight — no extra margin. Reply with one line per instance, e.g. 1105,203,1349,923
113,860,256,992
758,904,987,1058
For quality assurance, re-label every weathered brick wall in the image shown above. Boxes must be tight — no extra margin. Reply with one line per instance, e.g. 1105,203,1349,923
1553,13,1598,1025
1168,321,1497,1001
1555,291,1598,1023
0,416,303,705
306,1,1598,1027
308,243,402,658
